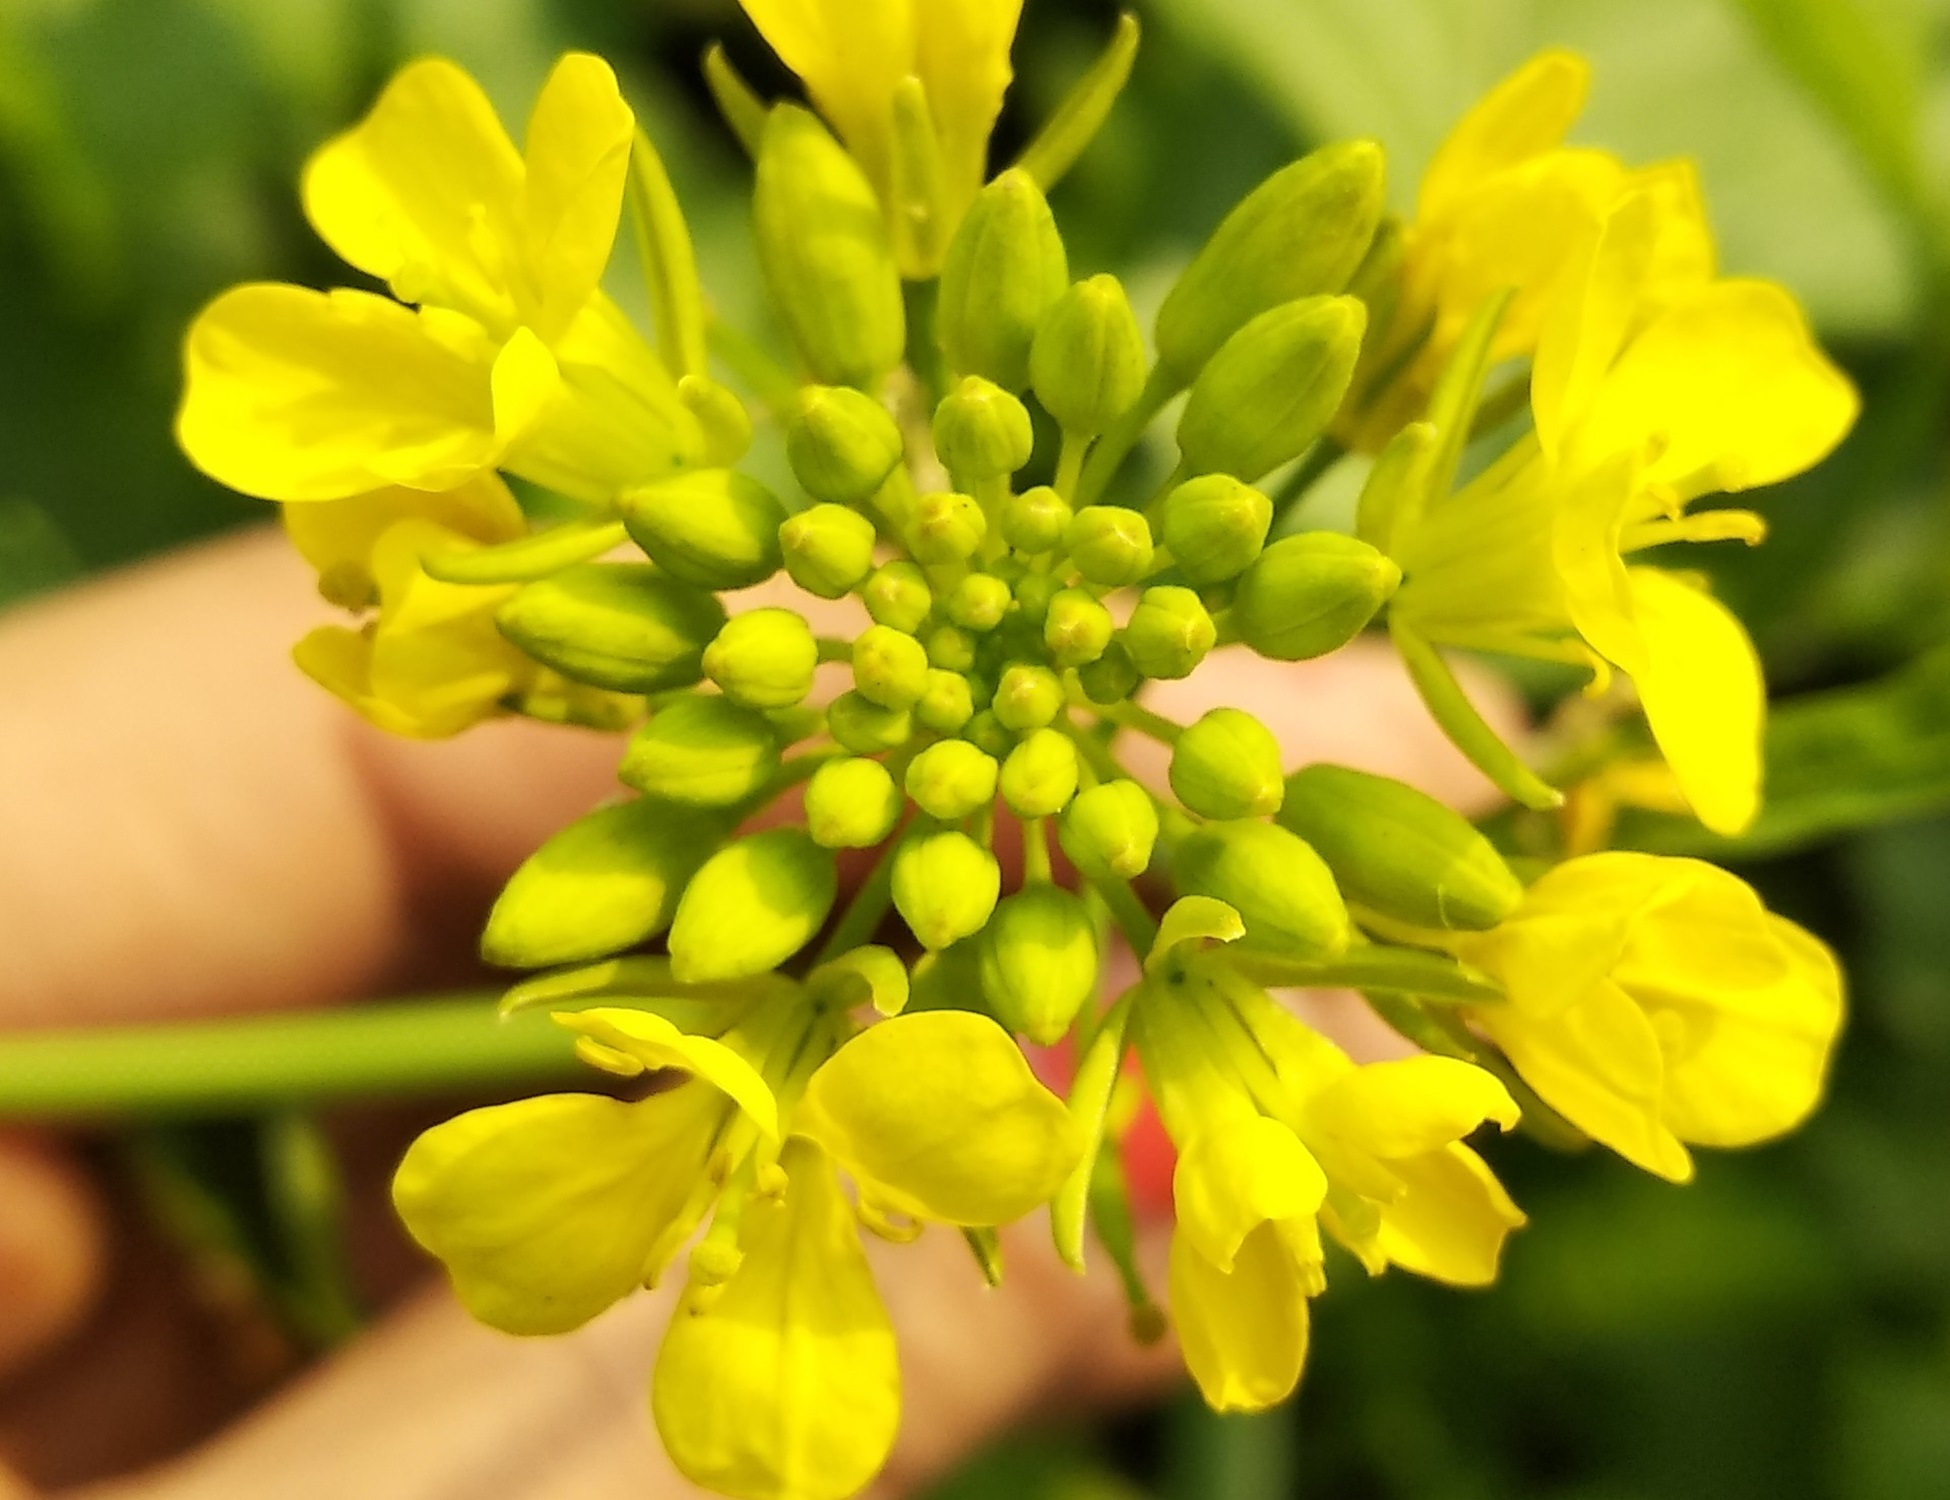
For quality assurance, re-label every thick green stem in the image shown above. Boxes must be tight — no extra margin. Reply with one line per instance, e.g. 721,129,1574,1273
1074,363,1182,508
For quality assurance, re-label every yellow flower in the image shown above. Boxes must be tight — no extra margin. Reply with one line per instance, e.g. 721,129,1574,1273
1452,852,1844,1183
736,0,1024,275
178,54,705,507
281,472,525,610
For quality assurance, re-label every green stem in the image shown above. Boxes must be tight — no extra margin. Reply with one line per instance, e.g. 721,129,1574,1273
1054,431,1090,501
813,832,904,965
1074,362,1182,508
1022,816,1054,884
816,636,854,665
1094,696,1185,745
1085,870,1159,955
1267,436,1347,529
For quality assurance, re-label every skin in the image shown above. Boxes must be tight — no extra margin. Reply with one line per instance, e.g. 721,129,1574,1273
0,528,1516,1498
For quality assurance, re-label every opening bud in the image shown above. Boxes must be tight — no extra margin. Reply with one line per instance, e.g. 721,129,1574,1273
915,668,976,734
1170,708,1284,820
1001,485,1073,555
786,386,905,506
1123,586,1215,680
992,663,1066,731
904,740,1001,821
1076,641,1141,705
805,757,904,849
1031,274,1147,438
999,728,1081,817
827,690,914,754
934,377,1035,485
912,491,988,564
780,503,877,600
668,828,838,982
498,564,725,694
1059,780,1157,879
703,607,818,708
892,829,1002,950
947,573,1012,632
1234,533,1399,661
1044,587,1115,668
1161,474,1273,585
853,624,930,710
980,885,1101,1045
618,470,786,591
1066,505,1154,587
937,168,1070,392
619,695,780,807
863,561,932,634
1174,821,1349,959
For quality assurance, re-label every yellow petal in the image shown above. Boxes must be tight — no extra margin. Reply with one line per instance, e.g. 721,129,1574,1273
491,324,563,448
557,1007,782,1140
915,0,1023,220
1305,1056,1519,1160
653,1139,899,1500
1371,1144,1526,1286
1169,1221,1313,1414
519,53,635,342
1418,50,1591,219
738,0,913,188
1172,1116,1327,1273
281,474,525,609
793,1009,1081,1226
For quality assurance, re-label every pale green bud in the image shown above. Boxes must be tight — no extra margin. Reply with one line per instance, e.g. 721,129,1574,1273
937,168,1069,392
703,607,818,708
1000,485,1071,554
779,503,877,599
863,561,932,634
904,739,1000,820
915,668,976,733
1233,533,1399,661
498,564,725,694
1059,780,1157,879
755,105,904,387
1278,764,1522,931
912,491,987,564
980,885,1100,1045
827,690,914,753
925,623,977,673
619,695,779,807
1177,296,1367,483
1169,708,1283,820
963,710,1014,761
1174,821,1348,959
1043,587,1115,668
893,829,1001,950
947,573,1012,632
618,469,786,591
1011,569,1061,624
1031,274,1146,438
805,757,903,848
668,828,838,982
1155,140,1385,383
1075,641,1140,705
934,377,1034,484
1123,586,1215,680
1160,474,1273,586
1065,506,1153,587
785,386,905,506
853,624,930,709
993,662,1065,731
999,727,1080,817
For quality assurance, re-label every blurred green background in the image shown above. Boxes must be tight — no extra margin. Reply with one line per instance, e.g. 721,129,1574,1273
5,0,1950,1494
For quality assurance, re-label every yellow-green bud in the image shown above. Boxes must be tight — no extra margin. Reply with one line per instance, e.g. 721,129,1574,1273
1155,140,1385,383
1076,641,1141,705
1001,485,1071,554
999,728,1080,817
482,797,724,967
618,470,786,591
805,757,903,848
1169,708,1283,820
893,829,1002,950
1234,533,1399,661
1059,780,1157,879
1012,570,1061,623
1123,585,1215,680
864,561,932,634
1278,764,1522,931
703,607,818,708
1161,474,1273,586
979,885,1100,1044
963,709,1014,760
1177,296,1366,483
668,828,838,982
755,105,904,387
779,503,877,599
925,623,978,673
937,168,1069,392
852,624,930,709
785,386,905,506
934,377,1034,485
915,668,976,733
947,573,1012,632
498,564,725,694
1043,587,1115,668
1174,821,1349,959
1031,274,1146,438
993,662,1065,731
619,695,780,807
904,739,1000,820
827,689,913,753
912,491,988,564
1065,505,1153,587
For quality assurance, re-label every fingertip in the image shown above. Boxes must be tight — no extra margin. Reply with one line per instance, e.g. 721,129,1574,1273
0,1136,104,1380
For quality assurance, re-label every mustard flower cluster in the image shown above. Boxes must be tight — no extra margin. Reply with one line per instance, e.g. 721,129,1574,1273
175,11,1852,1499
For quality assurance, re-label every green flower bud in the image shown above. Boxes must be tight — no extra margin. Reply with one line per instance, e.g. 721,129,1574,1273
999,727,1080,817
1043,587,1115,668
1123,586,1215,680
934,377,1035,484
1177,296,1367,483
863,561,932,634
1169,708,1283,820
703,607,818,708
779,503,877,599
904,739,1001,820
827,689,914,753
914,668,976,734
852,624,930,710
1000,485,1072,555
668,828,838,982
1174,821,1349,959
1012,569,1061,623
482,797,723,967
785,386,905,506
992,662,1065,731
618,469,786,591
947,573,1012,632
1075,641,1140,705
498,564,725,694
1155,140,1385,383
1233,533,1399,661
937,168,1069,392
892,829,1002,950
925,623,977,673
1059,780,1157,879
619,695,780,807
963,709,1015,760
805,757,903,849
1031,274,1147,438
1160,474,1273,586
912,491,988,564
1065,506,1153,587
755,105,904,387
979,885,1100,1044
1277,764,1522,931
